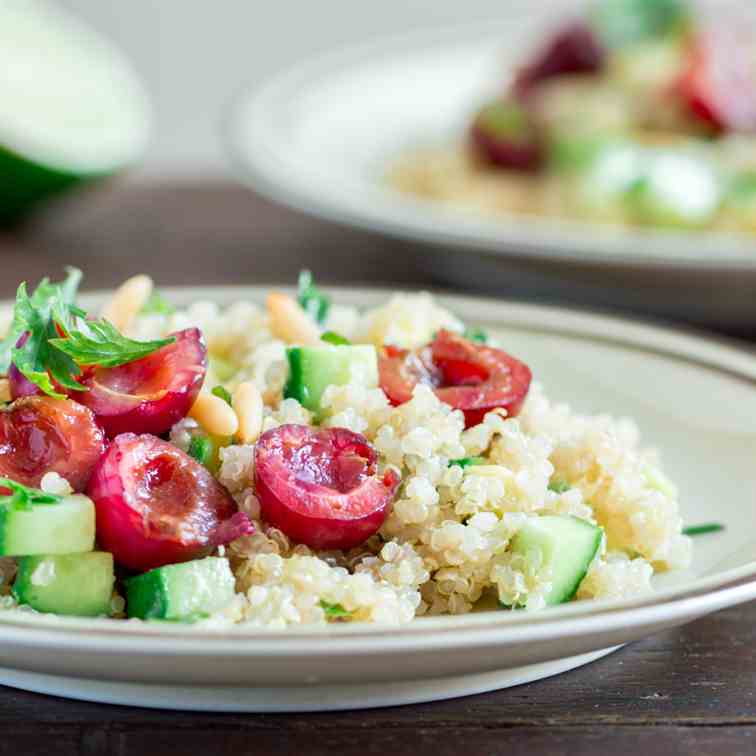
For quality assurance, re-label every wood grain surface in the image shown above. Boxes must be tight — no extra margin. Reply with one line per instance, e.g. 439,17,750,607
0,181,753,756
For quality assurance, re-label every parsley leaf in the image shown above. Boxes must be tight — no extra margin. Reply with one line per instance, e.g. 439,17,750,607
297,270,330,324
319,600,353,620
48,320,173,369
0,267,81,374
0,478,63,512
211,385,233,406
10,282,84,398
321,331,350,346
141,291,175,316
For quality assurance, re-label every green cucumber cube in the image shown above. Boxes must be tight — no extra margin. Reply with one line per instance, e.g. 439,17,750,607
510,515,603,608
125,557,237,622
13,552,115,617
0,494,95,557
284,344,378,414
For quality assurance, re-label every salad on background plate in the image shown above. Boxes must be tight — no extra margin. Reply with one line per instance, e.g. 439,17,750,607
390,0,756,234
0,268,709,628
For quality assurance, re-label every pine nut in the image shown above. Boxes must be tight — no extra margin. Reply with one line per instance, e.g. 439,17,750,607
0,378,10,403
101,275,154,332
266,292,320,345
233,381,264,444
189,393,239,437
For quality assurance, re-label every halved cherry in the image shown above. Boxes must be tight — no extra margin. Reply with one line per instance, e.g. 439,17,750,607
513,22,605,98
677,27,756,133
0,396,106,491
379,330,532,428
87,433,253,571
255,425,400,551
73,328,207,438
470,100,543,171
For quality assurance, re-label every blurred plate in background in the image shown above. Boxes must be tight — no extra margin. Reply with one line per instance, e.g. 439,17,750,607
227,12,756,328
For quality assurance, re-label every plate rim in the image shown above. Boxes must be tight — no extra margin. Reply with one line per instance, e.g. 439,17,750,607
0,283,754,648
225,18,756,272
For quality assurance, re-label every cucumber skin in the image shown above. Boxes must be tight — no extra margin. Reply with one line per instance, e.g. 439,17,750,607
13,552,114,617
125,569,168,620
0,144,93,226
284,348,313,409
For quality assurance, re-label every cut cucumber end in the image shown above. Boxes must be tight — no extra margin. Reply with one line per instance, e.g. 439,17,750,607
511,515,603,608
0,494,95,557
125,557,237,622
0,0,151,222
284,344,378,414
13,551,114,617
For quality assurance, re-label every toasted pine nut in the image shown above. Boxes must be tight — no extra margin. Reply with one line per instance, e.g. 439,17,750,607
0,378,10,403
101,275,154,332
189,393,239,437
233,381,264,444
266,292,320,345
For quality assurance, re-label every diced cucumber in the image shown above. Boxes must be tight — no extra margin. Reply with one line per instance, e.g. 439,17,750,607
722,172,756,231
284,344,378,414
13,552,114,617
0,0,151,223
125,557,237,621
625,151,722,228
0,494,95,557
510,515,603,608
591,0,690,49
568,141,645,223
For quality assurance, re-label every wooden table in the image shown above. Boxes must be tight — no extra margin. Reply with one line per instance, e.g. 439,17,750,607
1,182,754,756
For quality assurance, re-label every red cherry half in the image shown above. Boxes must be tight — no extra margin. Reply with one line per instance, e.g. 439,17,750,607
255,424,400,551
87,433,253,571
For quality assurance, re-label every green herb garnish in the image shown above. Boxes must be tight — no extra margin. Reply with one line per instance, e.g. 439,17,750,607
0,267,81,375
297,270,330,325
140,291,175,316
211,385,233,406
592,0,690,49
5,269,174,398
0,479,63,512
682,522,725,537
449,457,486,469
548,479,571,494
49,320,173,369
319,600,353,620
188,436,214,468
321,331,350,346
463,327,488,344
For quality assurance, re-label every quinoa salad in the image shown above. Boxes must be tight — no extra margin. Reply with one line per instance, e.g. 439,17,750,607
390,0,756,235
0,269,693,628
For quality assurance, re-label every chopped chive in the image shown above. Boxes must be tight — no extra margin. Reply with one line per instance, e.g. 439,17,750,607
211,385,233,406
548,479,571,494
187,436,213,468
321,331,350,346
682,522,725,537
449,456,486,469
319,600,353,619
297,270,330,325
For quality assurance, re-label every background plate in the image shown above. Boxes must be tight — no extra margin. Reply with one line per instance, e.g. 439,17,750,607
228,5,756,326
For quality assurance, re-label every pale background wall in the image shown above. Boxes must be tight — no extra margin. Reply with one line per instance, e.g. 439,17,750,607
59,0,516,177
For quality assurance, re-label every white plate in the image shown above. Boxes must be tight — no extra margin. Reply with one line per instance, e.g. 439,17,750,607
226,6,756,326
1,285,756,712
